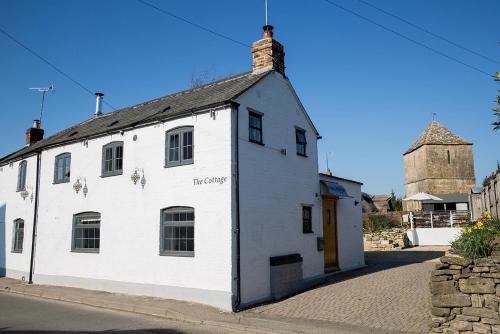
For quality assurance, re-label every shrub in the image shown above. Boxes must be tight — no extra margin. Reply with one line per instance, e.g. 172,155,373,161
451,212,500,259
363,214,399,233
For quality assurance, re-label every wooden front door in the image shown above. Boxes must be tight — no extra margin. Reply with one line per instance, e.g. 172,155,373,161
322,198,338,271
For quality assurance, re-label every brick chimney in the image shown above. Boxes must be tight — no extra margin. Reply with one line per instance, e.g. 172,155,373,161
26,120,44,146
252,25,285,75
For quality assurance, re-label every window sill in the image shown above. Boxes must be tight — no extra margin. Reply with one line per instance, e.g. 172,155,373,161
249,140,265,146
53,180,70,184
160,252,194,257
71,249,100,254
100,171,123,178
11,250,23,253
164,161,194,168
303,231,314,234
297,153,308,158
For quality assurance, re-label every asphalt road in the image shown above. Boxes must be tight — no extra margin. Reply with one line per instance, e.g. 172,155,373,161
0,293,250,334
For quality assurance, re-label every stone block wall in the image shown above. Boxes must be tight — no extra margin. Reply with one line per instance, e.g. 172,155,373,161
430,255,500,333
363,228,410,251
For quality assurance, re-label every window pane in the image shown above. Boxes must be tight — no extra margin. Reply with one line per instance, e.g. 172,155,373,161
182,130,193,161
115,146,123,171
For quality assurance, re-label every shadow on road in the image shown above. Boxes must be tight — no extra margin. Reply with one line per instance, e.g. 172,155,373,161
324,249,445,286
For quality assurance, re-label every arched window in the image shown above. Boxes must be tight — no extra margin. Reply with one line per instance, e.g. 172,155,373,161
12,219,24,253
72,212,101,253
165,127,194,167
17,161,27,191
160,207,194,256
54,153,71,183
101,141,123,177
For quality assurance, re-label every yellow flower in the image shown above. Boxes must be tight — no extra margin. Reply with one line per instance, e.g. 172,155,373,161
484,211,492,220
462,227,471,234
476,221,484,229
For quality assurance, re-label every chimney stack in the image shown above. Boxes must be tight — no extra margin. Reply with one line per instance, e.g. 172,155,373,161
252,25,285,75
25,119,44,146
95,92,104,117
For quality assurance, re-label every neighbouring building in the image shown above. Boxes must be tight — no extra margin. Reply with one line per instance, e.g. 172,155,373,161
0,25,364,311
403,120,475,212
469,170,500,221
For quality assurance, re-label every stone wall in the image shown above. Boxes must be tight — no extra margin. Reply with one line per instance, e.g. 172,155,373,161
363,228,410,251
430,255,500,333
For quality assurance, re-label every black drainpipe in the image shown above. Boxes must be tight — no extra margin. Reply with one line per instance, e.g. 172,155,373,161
28,150,42,284
233,103,242,311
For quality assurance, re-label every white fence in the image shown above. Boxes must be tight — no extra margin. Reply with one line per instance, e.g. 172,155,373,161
405,211,470,246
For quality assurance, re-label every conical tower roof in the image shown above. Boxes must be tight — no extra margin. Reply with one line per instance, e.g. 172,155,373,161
404,120,472,155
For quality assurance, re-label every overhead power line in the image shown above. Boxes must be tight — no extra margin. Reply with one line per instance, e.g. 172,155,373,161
321,0,494,78
136,0,251,49
0,26,116,110
358,0,500,65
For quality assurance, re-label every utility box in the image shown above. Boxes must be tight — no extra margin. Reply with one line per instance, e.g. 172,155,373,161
269,253,303,300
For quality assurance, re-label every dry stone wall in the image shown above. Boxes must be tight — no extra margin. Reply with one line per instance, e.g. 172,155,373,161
430,255,500,333
363,228,410,251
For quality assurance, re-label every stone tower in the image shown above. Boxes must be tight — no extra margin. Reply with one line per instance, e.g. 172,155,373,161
403,121,475,209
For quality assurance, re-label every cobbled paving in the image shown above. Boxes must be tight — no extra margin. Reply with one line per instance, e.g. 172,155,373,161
249,247,448,333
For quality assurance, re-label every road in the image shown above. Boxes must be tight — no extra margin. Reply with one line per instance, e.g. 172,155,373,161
0,293,249,334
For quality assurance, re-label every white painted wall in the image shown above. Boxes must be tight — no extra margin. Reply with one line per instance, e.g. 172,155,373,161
406,228,462,246
1,109,235,310
0,155,38,280
327,177,365,271
235,72,324,305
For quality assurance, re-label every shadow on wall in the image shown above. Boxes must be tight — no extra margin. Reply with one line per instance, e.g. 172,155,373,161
0,204,5,277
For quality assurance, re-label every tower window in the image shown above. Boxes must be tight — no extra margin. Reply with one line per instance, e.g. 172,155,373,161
447,150,451,164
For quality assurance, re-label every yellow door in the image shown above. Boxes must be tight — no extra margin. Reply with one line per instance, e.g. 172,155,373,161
322,198,338,271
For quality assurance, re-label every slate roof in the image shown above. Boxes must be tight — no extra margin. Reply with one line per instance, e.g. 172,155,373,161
0,70,271,165
404,120,472,155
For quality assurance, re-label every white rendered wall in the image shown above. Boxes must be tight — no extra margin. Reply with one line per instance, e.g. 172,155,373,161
328,177,365,271
235,72,324,305
406,228,462,246
1,109,234,310
0,154,38,279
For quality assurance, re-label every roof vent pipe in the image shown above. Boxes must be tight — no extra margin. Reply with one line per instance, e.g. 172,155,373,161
95,92,104,117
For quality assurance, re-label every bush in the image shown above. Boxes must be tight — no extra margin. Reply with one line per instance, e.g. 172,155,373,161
363,214,399,233
451,212,500,259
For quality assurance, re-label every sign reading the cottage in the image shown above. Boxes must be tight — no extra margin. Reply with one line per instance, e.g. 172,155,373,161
193,176,227,186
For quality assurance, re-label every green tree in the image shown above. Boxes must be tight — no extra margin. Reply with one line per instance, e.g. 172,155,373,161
390,190,403,211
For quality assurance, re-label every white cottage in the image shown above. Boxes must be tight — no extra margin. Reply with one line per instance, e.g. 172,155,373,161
0,25,364,311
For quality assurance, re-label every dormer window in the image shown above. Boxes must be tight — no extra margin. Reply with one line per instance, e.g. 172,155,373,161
101,141,123,177
54,153,71,183
17,161,27,191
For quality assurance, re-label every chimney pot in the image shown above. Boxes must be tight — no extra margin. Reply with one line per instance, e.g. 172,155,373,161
32,119,40,129
95,92,104,117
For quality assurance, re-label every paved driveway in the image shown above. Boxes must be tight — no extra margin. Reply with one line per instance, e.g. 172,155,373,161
248,246,448,333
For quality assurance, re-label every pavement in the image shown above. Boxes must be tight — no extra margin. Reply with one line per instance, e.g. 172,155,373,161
0,246,448,334
251,246,449,333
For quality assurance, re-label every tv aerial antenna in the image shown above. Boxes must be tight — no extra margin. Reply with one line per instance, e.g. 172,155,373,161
29,84,55,126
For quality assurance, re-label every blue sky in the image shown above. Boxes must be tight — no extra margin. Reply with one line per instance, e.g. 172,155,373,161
0,0,498,196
